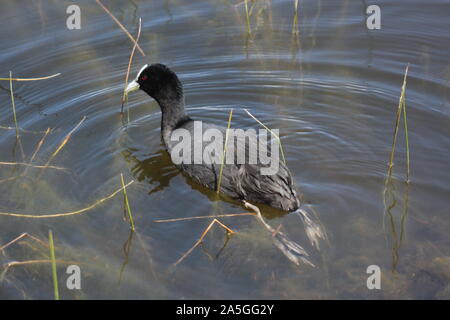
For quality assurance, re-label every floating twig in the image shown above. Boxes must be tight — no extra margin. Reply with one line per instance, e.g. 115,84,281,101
0,125,48,134
0,73,60,82
1,259,77,283
0,180,134,219
0,233,48,252
174,219,234,266
0,162,66,171
154,212,255,223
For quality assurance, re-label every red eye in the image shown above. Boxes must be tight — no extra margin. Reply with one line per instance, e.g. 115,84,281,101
140,75,148,81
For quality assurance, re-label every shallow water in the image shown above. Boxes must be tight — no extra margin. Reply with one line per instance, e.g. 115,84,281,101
0,0,449,299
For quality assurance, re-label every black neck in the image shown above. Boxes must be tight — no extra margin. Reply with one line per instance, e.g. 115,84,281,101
156,96,191,146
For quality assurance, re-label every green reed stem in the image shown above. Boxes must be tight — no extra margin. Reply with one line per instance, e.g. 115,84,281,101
244,0,251,34
121,173,135,231
9,71,19,139
386,64,409,182
48,230,59,300
402,82,410,183
217,109,233,194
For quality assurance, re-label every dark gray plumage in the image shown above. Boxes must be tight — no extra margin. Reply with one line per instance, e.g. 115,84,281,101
128,63,300,212
125,63,327,257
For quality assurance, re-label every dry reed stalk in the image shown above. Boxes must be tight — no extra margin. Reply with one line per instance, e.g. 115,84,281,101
29,128,51,164
0,259,77,282
174,219,235,266
292,0,299,35
44,117,86,169
96,0,145,56
0,180,134,219
121,17,143,116
154,212,256,223
0,73,60,82
0,233,48,252
9,71,19,139
0,162,66,170
244,109,286,164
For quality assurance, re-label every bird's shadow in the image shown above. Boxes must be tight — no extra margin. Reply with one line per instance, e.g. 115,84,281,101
121,146,288,220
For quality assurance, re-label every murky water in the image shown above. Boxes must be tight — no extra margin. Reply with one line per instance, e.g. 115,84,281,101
0,0,449,299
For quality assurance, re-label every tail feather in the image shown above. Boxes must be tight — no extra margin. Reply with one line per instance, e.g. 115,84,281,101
293,206,327,250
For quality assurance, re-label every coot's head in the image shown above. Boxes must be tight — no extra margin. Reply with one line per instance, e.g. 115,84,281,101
125,63,183,102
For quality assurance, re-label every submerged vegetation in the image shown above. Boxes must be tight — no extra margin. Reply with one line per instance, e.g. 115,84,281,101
1,0,446,300
121,173,135,232
0,1,316,296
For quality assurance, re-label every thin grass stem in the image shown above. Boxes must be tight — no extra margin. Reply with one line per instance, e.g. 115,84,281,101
9,71,19,139
96,0,145,56
0,73,60,82
244,0,251,34
402,68,410,182
244,109,286,164
154,212,255,223
386,64,409,183
44,117,86,169
48,230,59,300
122,18,143,116
0,233,48,252
217,109,233,193
0,162,66,171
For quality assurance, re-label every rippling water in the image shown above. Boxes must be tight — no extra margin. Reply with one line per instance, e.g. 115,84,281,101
0,0,449,299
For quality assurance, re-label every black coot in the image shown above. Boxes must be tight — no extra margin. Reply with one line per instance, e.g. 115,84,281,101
125,63,324,248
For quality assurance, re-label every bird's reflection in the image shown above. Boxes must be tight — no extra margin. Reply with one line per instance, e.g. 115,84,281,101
121,146,288,219
122,147,179,195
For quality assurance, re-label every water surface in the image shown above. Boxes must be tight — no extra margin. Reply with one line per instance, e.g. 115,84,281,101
0,0,449,299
